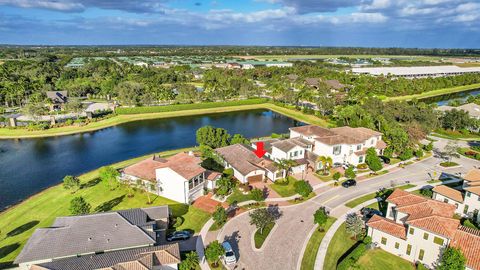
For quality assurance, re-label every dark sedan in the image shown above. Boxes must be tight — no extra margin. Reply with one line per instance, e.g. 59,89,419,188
342,179,357,188
166,231,191,242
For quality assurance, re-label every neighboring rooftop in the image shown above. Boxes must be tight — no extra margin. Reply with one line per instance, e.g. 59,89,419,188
46,91,68,103
433,185,464,203
15,206,169,264
367,215,407,240
451,226,480,270
291,125,383,146
215,144,274,175
464,168,480,184
352,65,480,77
33,244,181,270
123,152,205,181
270,137,312,153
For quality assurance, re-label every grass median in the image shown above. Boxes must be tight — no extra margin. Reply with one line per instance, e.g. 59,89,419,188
300,217,336,270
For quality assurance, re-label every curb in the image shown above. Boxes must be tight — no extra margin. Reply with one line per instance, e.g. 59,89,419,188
251,223,278,252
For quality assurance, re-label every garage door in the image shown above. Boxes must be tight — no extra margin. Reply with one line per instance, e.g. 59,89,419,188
247,174,263,183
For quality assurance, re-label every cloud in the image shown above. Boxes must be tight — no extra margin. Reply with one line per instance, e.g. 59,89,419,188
259,0,368,13
0,0,171,12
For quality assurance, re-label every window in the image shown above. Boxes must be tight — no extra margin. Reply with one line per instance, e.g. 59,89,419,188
406,245,412,255
371,139,374,145
443,198,449,203
464,205,469,214
359,156,364,163
434,236,444,245
455,203,459,209
409,227,415,235
333,145,342,155
419,249,425,261
357,144,362,150
395,242,399,249
188,180,193,189
467,192,471,197
423,233,429,240
300,150,303,155
381,237,387,245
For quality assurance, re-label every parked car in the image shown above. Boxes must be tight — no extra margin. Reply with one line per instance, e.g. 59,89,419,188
222,241,237,265
333,162,343,168
342,179,357,188
361,207,383,219
166,231,191,242
379,156,391,164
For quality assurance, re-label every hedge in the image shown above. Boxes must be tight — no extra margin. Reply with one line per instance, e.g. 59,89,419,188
336,243,367,270
116,98,269,114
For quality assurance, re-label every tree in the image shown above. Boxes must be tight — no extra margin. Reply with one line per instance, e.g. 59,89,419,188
274,159,298,178
196,126,231,148
313,207,329,231
64,98,84,119
69,196,91,215
437,247,466,270
441,109,473,131
333,172,341,185
99,166,120,190
205,241,225,267
212,206,227,226
294,180,313,197
415,148,424,158
316,156,333,175
424,142,434,151
399,148,414,161
251,188,265,201
345,213,363,240
443,141,460,162
215,177,234,196
345,166,356,179
365,147,383,172
230,134,250,145
116,81,144,106
146,183,156,204
63,175,80,192
179,251,199,270
249,208,275,234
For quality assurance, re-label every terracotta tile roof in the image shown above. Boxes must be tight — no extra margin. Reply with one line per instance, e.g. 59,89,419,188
330,126,382,142
367,215,407,239
466,186,480,195
271,137,312,152
290,125,336,138
433,185,464,202
123,152,205,181
325,79,345,90
408,216,460,238
464,169,480,183
305,78,320,86
386,189,428,207
291,125,382,146
451,226,480,270
354,149,367,156
376,140,387,149
205,171,222,181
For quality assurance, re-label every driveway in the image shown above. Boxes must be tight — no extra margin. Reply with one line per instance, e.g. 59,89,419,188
215,151,479,270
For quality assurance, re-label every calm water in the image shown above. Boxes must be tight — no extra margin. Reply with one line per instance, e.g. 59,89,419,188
421,88,480,105
0,109,302,209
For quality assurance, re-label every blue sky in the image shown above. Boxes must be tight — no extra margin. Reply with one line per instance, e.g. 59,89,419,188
0,0,479,48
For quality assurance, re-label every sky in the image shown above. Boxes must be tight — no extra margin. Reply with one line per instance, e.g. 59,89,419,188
0,0,479,48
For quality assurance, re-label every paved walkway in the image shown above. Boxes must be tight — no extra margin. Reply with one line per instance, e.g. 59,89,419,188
192,193,227,213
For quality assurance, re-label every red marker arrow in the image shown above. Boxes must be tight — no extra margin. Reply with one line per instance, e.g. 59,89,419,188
254,142,267,158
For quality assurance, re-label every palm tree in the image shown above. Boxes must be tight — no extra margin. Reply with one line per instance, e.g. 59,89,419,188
316,156,333,175
274,159,298,178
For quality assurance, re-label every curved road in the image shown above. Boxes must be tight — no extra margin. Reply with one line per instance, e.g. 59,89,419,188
216,142,479,270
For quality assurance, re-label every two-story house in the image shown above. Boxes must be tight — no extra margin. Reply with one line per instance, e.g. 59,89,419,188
367,189,480,270
289,125,386,166
432,169,480,222
121,152,220,204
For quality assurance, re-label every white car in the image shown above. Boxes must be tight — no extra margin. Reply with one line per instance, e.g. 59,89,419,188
222,241,237,265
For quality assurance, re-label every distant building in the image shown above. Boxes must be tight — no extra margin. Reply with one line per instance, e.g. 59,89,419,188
15,206,170,269
46,91,68,111
437,103,480,120
352,65,480,78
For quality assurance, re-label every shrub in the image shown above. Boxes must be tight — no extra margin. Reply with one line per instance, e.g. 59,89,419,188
356,163,368,170
251,188,265,202
294,180,313,197
475,154,480,160
472,145,480,152
399,148,414,161
415,149,424,158
65,119,74,126
345,166,356,179
419,188,433,198
333,172,342,181
336,243,367,270
423,142,434,151
223,168,234,178
212,206,227,226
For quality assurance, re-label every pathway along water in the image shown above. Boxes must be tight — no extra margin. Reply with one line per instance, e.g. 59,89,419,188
0,109,302,210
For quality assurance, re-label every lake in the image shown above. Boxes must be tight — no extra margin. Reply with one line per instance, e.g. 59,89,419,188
421,88,480,105
0,109,302,210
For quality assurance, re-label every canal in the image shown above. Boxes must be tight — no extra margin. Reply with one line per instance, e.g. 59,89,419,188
421,88,480,105
0,109,302,209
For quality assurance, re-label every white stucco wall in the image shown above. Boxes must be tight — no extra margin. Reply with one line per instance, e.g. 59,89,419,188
156,168,189,204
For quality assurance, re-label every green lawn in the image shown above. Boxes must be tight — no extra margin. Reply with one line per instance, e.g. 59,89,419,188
300,217,336,270
345,184,415,208
254,222,275,249
226,188,256,204
384,83,480,102
440,161,459,167
323,223,357,270
354,249,415,270
0,148,210,268
432,129,480,140
270,176,298,197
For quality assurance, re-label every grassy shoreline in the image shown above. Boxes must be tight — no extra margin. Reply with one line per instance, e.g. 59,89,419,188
0,147,211,267
0,102,330,139
384,83,480,102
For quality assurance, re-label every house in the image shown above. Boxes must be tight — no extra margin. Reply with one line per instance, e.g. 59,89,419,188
214,144,282,183
367,189,480,270
121,152,220,204
437,103,480,120
432,169,480,222
289,125,386,166
15,206,170,269
305,78,320,89
46,91,68,111
30,244,181,270
324,79,346,92
286,74,299,82
253,137,319,174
